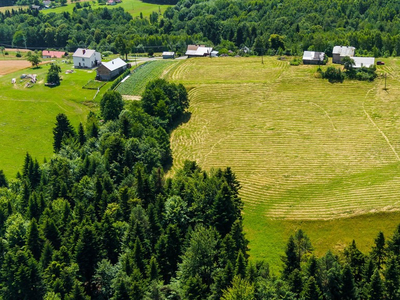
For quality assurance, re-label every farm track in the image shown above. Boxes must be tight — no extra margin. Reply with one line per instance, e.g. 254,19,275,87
170,57,400,220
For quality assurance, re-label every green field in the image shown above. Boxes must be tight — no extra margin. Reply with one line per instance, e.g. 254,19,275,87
0,62,108,178
116,59,178,96
167,56,400,271
42,0,172,18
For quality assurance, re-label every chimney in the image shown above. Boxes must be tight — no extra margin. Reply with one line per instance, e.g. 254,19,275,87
83,49,86,55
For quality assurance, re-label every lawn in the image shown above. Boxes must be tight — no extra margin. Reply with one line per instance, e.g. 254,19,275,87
0,61,108,178
42,0,172,18
167,56,400,271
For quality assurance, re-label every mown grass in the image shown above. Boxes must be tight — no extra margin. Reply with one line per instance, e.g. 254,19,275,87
116,60,178,95
0,61,107,178
167,56,400,271
42,0,172,18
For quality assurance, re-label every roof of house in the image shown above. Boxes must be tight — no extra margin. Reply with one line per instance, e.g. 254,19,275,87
101,58,127,72
185,45,213,56
43,50,65,58
162,52,175,56
351,57,375,68
302,51,325,61
333,46,355,57
73,48,97,58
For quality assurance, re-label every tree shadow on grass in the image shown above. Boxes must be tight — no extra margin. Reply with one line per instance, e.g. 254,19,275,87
168,111,192,133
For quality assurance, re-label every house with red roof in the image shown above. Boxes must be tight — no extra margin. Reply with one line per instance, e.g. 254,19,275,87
42,50,67,59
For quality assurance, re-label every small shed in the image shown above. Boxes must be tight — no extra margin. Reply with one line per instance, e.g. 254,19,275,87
162,52,175,59
96,58,128,81
302,51,325,65
351,57,375,68
211,51,219,57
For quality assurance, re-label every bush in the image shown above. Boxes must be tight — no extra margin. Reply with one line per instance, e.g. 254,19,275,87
290,57,302,66
16,52,21,57
321,66,344,83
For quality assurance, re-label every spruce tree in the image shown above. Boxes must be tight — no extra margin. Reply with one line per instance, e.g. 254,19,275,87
53,113,76,152
26,218,42,261
341,264,357,300
368,269,383,300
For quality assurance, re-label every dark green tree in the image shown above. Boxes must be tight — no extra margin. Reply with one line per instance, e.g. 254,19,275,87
100,91,124,121
53,113,76,152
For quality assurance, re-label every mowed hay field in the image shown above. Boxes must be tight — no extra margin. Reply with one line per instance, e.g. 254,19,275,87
167,56,400,270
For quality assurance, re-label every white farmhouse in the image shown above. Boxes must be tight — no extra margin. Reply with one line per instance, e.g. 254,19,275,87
73,48,101,69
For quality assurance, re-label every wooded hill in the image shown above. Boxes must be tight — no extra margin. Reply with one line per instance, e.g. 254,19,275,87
2,0,400,56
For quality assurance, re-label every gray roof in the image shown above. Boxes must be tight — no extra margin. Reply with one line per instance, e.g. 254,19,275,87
351,57,375,68
101,58,127,72
303,51,325,61
162,52,175,56
333,46,355,57
73,48,96,58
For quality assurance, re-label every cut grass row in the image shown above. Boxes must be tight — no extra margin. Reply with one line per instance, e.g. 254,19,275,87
116,59,178,96
167,56,400,270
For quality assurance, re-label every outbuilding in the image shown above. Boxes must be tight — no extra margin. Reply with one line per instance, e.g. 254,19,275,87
42,50,66,59
332,46,355,64
302,51,325,65
351,57,375,68
73,48,101,69
162,52,175,59
96,58,128,81
185,45,213,58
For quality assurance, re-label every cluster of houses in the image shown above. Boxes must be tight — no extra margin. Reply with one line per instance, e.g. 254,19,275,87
302,46,375,68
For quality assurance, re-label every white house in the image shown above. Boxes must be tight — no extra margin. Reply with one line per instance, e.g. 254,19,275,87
73,48,101,69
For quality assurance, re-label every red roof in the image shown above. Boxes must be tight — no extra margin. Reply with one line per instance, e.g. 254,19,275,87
42,50,66,58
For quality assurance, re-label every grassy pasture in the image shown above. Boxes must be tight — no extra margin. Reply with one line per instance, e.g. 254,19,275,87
167,56,400,270
42,0,172,18
0,62,106,178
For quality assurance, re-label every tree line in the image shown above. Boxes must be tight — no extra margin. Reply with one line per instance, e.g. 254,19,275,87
2,0,400,57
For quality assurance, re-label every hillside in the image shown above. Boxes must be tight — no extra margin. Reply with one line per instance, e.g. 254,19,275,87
167,56,400,269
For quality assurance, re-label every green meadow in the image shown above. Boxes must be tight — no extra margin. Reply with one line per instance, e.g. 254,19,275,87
42,0,172,18
167,56,400,271
0,62,107,178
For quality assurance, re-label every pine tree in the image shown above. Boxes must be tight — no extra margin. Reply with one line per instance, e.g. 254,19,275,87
234,250,247,278
26,218,43,261
53,113,76,152
371,231,386,270
0,169,8,188
75,225,99,284
369,269,383,300
384,256,400,300
341,264,357,300
65,281,90,300
78,122,86,146
39,240,54,271
282,235,300,279
147,256,160,281
302,276,322,300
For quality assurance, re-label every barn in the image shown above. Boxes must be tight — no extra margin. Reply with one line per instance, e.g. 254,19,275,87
185,45,213,58
96,58,128,81
332,46,355,64
302,51,325,65
352,57,375,68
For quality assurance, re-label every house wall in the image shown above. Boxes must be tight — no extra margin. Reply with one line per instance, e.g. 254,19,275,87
303,59,321,65
96,65,127,81
163,54,174,59
73,56,94,68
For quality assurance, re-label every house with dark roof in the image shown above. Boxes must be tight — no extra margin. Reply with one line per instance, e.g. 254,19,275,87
96,58,128,81
302,51,325,65
73,48,101,69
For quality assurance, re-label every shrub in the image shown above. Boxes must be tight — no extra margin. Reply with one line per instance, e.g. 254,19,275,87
321,66,344,83
16,52,21,57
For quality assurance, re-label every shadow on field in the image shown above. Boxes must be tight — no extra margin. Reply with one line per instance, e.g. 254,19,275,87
169,111,191,133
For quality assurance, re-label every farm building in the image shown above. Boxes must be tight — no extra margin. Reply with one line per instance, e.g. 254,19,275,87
302,51,325,65
332,46,355,64
162,52,175,59
42,50,66,59
96,58,128,81
185,45,213,58
351,57,375,68
211,51,219,57
73,48,101,69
